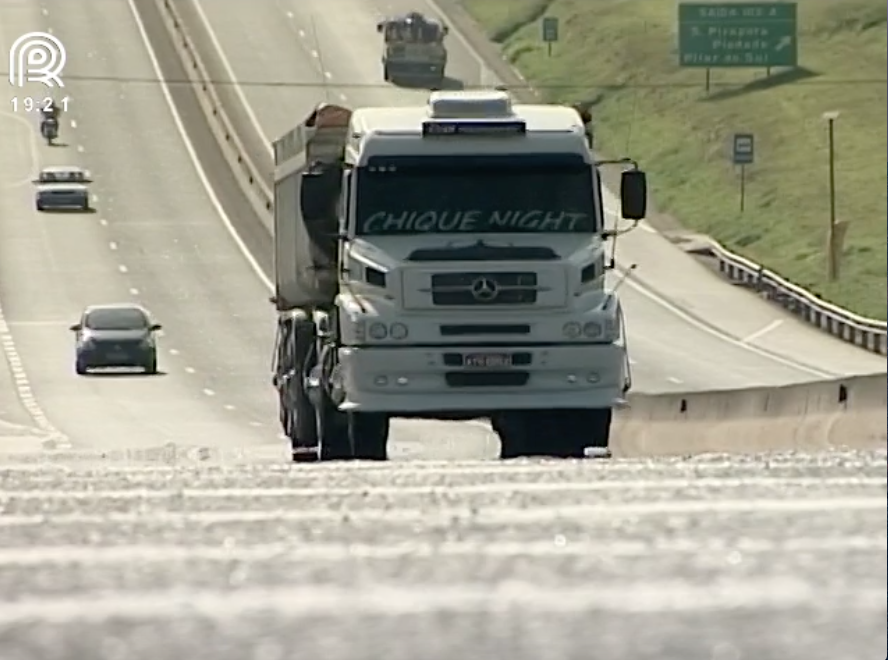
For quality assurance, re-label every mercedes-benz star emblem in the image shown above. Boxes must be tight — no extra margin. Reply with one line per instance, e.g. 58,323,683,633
470,277,498,301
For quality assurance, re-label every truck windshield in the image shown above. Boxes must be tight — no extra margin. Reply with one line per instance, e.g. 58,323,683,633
354,155,598,236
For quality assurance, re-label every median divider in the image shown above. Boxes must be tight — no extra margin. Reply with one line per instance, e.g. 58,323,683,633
154,0,273,217
616,374,886,455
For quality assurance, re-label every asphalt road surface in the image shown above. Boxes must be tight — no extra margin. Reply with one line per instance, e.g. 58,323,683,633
0,1,885,659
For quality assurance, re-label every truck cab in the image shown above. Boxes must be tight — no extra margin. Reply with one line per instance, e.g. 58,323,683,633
271,90,647,463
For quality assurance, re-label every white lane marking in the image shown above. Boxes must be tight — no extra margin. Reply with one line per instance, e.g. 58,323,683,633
324,71,332,79
117,264,128,274
184,367,196,374
310,49,319,59
191,0,272,155
0,535,881,568
742,319,784,343
126,0,272,291
129,287,139,295
667,376,683,384
168,348,180,356
298,29,304,37
620,272,833,378
41,7,48,15
2,477,881,500
425,0,495,84
0,306,69,447
76,145,84,153
69,119,77,129
0,580,880,624
99,218,108,226
108,241,117,250
224,403,235,410
202,388,215,397
338,92,347,102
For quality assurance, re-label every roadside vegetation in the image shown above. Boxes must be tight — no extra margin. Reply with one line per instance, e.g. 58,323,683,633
461,0,887,319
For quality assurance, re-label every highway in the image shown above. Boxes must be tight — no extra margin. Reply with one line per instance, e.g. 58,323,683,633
0,1,884,659
188,0,886,393
0,0,292,453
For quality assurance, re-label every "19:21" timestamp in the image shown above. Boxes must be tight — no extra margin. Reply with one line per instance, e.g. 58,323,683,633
10,96,71,113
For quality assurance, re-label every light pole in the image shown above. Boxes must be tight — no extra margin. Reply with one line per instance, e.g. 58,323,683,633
822,110,840,281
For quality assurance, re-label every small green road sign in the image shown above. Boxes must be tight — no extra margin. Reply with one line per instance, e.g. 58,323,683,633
733,133,755,164
542,16,559,43
678,2,798,68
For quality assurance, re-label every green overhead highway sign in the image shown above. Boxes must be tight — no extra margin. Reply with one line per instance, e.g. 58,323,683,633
678,2,798,68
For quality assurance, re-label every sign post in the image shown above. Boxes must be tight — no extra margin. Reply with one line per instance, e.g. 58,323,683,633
541,16,559,57
732,133,755,212
678,3,798,92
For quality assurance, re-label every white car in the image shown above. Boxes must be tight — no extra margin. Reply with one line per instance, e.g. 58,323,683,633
33,166,92,212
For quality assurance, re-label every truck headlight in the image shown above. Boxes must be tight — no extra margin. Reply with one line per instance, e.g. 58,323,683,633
582,322,603,339
562,322,581,339
389,323,408,340
360,321,410,342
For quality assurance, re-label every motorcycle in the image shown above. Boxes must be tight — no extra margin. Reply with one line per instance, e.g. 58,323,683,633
40,117,59,145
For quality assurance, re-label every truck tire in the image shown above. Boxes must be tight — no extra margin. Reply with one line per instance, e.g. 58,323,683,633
495,409,611,459
288,321,319,461
348,412,389,461
317,395,352,461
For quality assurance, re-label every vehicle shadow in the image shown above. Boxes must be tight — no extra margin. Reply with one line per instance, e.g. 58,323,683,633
81,370,168,378
392,75,464,91
48,142,69,148
41,207,98,214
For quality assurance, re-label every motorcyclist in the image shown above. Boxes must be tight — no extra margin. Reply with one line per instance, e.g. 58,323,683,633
39,99,61,140
40,99,61,122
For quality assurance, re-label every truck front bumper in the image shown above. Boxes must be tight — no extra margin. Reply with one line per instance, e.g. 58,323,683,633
337,344,628,414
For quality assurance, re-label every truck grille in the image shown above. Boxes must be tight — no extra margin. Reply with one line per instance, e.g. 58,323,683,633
430,272,538,306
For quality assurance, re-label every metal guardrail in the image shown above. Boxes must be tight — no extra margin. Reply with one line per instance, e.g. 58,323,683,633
156,0,273,211
155,0,887,357
706,240,886,355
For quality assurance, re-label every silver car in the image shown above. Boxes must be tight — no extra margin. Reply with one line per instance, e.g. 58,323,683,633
33,166,92,212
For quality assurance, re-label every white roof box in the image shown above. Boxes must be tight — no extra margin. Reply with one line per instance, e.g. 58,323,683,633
427,89,513,119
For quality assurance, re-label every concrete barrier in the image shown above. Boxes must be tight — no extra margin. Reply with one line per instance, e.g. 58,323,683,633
616,375,887,456
153,0,887,457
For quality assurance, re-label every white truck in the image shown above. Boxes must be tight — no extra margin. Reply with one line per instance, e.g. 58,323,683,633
270,90,648,462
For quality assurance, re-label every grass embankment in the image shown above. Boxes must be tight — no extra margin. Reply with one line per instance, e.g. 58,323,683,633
461,0,887,320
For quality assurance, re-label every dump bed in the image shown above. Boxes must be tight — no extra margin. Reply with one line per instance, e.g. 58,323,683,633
271,104,351,311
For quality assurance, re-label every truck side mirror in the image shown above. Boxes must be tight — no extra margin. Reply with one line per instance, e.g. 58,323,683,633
620,170,647,220
376,22,384,33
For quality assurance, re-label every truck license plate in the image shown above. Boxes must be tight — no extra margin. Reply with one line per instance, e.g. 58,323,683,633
464,353,511,368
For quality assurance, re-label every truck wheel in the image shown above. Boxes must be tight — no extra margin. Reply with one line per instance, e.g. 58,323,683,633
317,397,352,461
383,64,390,81
286,321,320,461
348,412,389,461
